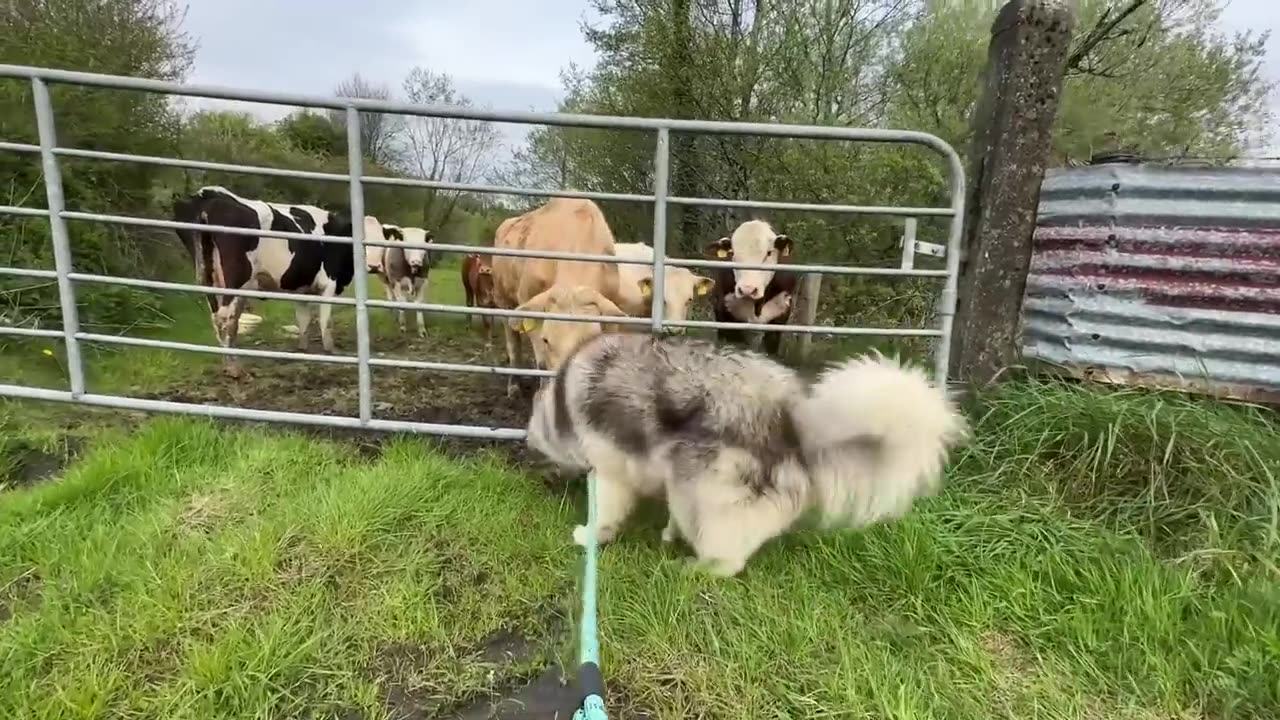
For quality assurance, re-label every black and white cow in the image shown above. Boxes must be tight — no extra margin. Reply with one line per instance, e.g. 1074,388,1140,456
374,225,433,337
171,185,355,377
705,219,798,357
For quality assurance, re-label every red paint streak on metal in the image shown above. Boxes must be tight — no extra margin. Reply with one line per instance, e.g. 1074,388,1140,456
1034,225,1280,259
1031,223,1280,315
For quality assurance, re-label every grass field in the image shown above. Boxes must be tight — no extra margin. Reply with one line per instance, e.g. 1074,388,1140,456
2,257,1279,719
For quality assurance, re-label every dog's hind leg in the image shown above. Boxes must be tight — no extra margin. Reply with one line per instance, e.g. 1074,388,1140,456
688,494,796,577
681,456,804,577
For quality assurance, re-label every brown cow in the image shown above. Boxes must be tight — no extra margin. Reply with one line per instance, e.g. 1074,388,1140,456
462,252,498,343
491,198,629,397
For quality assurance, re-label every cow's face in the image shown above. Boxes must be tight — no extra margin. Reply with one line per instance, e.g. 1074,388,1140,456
511,285,627,371
474,264,496,307
364,219,394,272
637,268,714,329
401,228,432,274
707,220,792,300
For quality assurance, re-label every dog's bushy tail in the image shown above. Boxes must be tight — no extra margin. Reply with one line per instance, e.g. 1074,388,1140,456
794,352,968,529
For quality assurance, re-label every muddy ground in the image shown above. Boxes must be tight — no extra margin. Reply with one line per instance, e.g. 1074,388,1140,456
134,324,553,468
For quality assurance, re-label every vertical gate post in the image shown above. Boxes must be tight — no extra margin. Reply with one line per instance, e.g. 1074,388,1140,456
650,128,671,332
32,77,86,397
949,0,1074,386
788,272,823,362
346,106,373,425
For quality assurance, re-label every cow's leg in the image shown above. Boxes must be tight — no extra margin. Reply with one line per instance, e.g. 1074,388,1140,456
414,278,428,338
294,302,313,352
758,292,792,356
318,292,336,353
215,295,247,379
394,281,408,334
463,283,476,325
503,322,523,399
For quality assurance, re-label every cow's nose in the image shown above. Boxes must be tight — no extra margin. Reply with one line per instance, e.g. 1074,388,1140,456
736,284,760,299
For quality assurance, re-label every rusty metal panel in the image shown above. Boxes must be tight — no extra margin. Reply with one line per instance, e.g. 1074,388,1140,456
1024,163,1280,402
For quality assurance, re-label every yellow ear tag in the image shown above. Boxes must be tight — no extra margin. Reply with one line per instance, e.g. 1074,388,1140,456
716,249,728,258
695,283,710,297
520,318,538,333
640,282,652,299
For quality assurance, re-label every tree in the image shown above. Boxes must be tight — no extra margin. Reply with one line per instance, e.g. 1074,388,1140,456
0,0,196,329
398,67,501,230
330,72,402,167
275,111,346,159
885,0,1273,162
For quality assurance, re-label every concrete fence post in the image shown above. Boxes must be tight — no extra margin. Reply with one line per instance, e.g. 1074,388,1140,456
789,272,824,362
948,0,1075,386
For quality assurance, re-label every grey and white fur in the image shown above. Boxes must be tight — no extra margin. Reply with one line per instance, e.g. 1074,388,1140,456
525,332,969,577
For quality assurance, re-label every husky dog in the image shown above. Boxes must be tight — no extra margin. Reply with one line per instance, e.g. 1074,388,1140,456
525,332,968,577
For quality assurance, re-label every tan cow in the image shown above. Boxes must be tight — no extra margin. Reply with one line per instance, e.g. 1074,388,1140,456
491,198,630,397
612,242,715,330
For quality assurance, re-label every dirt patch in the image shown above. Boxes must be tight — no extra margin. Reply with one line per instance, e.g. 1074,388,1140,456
1,436,84,491
137,328,546,468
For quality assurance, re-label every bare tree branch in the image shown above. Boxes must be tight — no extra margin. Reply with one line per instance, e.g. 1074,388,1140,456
330,73,403,167
399,67,501,230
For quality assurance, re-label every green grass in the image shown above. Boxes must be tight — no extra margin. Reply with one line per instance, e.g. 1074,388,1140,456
1,381,1277,719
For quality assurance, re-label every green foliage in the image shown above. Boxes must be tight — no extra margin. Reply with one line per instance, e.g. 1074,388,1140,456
504,0,1271,327
0,0,195,330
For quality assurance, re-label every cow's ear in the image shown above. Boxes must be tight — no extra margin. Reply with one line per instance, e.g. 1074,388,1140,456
383,227,403,241
694,276,714,297
638,276,653,299
773,234,793,257
706,237,732,259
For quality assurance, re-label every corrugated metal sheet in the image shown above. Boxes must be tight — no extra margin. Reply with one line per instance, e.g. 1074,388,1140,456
1024,163,1280,402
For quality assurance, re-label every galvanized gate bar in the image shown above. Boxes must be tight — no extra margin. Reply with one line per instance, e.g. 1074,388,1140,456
49,211,954,276
0,65,965,150
0,63,966,438
0,383,528,439
345,106,374,425
650,128,671,332
30,77,85,397
32,146,956,217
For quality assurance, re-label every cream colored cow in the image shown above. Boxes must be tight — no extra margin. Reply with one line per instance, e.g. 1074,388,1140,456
491,198,630,397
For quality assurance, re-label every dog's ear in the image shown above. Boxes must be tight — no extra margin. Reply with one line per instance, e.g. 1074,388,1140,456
706,237,732,259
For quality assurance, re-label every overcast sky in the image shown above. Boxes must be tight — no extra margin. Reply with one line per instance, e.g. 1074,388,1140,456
182,0,1278,153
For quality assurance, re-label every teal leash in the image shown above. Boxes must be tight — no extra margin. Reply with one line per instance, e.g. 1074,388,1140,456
573,470,609,720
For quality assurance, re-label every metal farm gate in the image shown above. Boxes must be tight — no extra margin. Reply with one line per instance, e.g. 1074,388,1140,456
0,65,966,441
